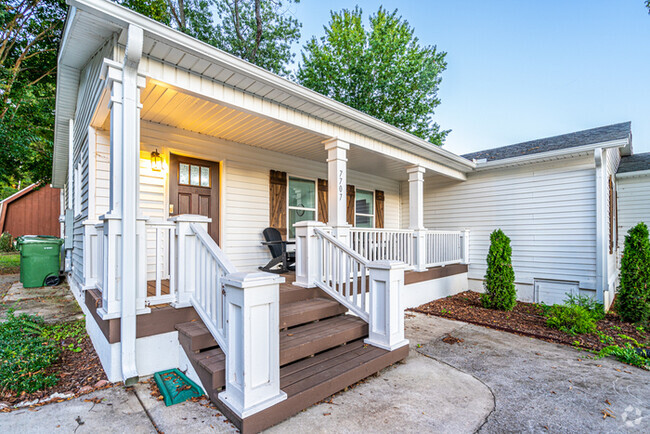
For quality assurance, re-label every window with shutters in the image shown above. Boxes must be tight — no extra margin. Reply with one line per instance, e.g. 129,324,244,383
287,177,317,238
608,176,617,254
355,189,374,228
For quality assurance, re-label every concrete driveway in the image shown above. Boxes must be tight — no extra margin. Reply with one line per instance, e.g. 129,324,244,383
409,313,650,433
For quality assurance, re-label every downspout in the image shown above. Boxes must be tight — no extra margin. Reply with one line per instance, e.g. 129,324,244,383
65,119,74,272
120,24,143,385
594,148,609,306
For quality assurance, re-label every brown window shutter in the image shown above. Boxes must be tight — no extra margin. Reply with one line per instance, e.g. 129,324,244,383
375,190,385,228
269,170,287,237
318,179,328,223
346,184,355,225
608,176,614,254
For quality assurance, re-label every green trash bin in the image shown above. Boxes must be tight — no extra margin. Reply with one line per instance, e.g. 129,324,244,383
15,235,64,288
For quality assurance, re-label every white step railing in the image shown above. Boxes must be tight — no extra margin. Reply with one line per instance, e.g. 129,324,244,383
144,221,177,306
350,228,413,265
314,227,370,321
424,230,464,267
187,223,236,351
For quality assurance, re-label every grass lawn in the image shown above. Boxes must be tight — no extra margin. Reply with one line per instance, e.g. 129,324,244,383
0,252,20,274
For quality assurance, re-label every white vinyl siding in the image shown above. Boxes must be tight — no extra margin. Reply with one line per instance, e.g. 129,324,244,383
606,148,621,282
139,122,402,272
617,173,650,264
416,155,598,292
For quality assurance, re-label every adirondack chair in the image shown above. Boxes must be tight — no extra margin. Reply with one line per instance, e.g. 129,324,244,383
259,227,295,273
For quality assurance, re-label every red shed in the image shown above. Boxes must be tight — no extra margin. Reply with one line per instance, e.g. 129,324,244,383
0,184,61,237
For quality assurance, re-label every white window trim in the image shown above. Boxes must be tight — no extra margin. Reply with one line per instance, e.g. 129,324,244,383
355,189,374,228
287,175,318,239
74,162,82,217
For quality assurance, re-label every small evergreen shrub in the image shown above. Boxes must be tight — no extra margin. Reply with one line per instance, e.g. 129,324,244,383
481,229,517,311
617,222,650,323
0,232,15,252
564,293,605,321
0,311,60,393
545,304,597,335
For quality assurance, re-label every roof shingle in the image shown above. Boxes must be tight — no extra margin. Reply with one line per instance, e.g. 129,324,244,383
618,152,650,174
462,122,631,162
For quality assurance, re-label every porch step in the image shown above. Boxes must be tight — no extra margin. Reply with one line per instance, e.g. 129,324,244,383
213,339,410,433
177,314,368,369
279,283,323,304
280,297,348,329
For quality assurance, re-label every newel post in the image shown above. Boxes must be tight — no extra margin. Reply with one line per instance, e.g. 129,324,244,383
294,221,328,288
460,229,470,265
365,260,410,351
219,272,287,418
170,214,211,308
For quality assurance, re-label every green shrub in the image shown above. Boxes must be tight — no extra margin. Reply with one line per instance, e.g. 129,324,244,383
481,229,517,311
617,222,650,323
545,304,597,335
597,344,650,369
564,293,605,321
0,232,15,252
0,311,61,393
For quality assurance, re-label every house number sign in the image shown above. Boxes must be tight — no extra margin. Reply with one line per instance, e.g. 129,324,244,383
339,169,344,200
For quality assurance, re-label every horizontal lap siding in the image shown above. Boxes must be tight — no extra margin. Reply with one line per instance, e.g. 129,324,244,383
420,157,598,289
95,130,111,217
617,174,650,262
139,122,401,272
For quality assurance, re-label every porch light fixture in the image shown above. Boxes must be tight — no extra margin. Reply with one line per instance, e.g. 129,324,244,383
150,149,162,171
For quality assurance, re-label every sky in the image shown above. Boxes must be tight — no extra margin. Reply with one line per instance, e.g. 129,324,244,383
286,0,650,156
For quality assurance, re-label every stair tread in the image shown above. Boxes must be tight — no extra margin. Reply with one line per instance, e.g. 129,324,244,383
280,297,342,314
176,320,208,337
196,348,226,372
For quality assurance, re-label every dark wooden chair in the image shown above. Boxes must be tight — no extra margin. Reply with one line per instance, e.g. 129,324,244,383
259,227,295,273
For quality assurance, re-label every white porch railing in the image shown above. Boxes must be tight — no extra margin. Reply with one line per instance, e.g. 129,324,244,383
144,221,177,306
187,222,234,350
95,222,104,293
350,228,413,265
424,230,465,267
315,227,369,321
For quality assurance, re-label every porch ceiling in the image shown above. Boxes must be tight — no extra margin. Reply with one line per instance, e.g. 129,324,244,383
137,82,419,181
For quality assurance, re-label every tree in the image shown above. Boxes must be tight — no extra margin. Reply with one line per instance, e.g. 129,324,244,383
116,0,301,75
617,222,650,323
481,229,517,311
297,7,448,145
0,0,66,186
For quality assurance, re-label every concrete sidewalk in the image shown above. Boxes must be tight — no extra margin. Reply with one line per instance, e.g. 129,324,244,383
0,314,494,433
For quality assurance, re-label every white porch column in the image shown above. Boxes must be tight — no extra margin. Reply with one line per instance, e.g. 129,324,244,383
365,260,410,351
324,138,351,245
407,165,427,271
219,272,287,418
594,148,610,307
170,214,211,308
294,220,328,288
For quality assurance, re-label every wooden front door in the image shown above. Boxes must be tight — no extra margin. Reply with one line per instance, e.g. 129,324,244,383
169,154,220,243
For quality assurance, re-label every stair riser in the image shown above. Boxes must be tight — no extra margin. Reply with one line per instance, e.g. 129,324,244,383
280,286,321,304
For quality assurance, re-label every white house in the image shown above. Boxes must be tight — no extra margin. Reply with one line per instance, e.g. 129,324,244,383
53,1,638,432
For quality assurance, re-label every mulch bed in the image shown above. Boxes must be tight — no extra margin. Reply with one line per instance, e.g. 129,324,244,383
0,335,110,410
409,291,648,352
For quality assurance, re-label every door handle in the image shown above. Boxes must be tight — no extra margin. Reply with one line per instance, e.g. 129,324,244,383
169,204,174,215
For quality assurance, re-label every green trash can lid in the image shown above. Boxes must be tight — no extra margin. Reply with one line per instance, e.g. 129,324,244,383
16,235,64,245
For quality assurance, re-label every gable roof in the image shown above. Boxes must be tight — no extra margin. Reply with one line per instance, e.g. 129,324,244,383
618,152,650,174
462,122,632,162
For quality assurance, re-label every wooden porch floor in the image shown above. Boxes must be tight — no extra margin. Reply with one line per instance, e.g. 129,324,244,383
147,280,170,297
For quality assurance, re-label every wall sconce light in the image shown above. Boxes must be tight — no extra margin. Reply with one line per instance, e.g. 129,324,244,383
150,149,162,171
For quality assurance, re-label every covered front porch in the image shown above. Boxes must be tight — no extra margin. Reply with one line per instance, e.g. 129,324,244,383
67,22,473,430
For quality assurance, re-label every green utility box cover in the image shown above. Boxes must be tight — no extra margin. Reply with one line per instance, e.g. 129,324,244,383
15,235,64,288
153,369,203,406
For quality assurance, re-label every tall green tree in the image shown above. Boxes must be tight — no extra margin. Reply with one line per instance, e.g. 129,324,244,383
297,7,448,145
116,0,301,75
481,229,517,311
0,0,66,187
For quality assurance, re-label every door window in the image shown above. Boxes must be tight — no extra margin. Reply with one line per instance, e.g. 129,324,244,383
288,177,316,238
179,162,210,187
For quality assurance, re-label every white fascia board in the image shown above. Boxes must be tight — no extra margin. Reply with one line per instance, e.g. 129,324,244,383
67,0,474,173
472,138,629,171
616,169,650,179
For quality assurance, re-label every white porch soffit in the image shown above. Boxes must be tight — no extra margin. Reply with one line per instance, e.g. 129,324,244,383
52,0,474,187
